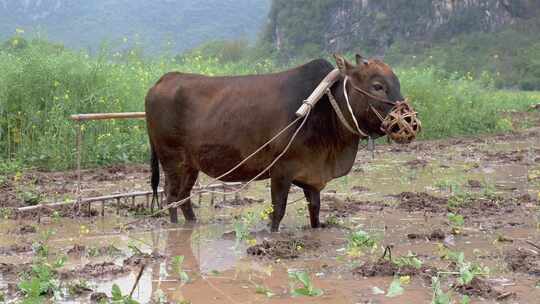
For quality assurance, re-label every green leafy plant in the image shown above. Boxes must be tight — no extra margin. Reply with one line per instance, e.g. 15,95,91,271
172,256,190,283
386,277,404,298
393,251,423,269
431,276,470,304
288,271,323,297
232,210,258,247
0,208,12,220
431,276,451,304
438,249,489,285
18,256,66,303
346,230,378,256
255,284,275,298
111,284,140,304
447,212,465,234
128,243,144,256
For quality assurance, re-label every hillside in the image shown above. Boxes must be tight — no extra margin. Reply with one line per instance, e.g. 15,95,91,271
263,0,539,57
0,0,270,53
261,0,540,89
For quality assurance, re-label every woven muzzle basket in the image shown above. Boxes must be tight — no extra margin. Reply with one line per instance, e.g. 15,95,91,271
381,100,421,144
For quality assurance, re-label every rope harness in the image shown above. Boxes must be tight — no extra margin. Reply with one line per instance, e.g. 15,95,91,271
326,75,421,143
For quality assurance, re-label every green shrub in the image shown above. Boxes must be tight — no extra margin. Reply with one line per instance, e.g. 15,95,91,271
0,40,538,171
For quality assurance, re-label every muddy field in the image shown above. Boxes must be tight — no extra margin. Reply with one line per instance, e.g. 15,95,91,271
1,119,539,303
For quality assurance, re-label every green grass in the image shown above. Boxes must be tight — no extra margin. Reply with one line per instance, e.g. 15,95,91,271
0,41,538,172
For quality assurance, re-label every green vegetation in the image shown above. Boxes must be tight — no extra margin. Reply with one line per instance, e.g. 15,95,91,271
287,271,323,297
111,284,139,304
386,277,405,298
18,228,66,303
346,229,378,257
393,251,423,269
388,18,540,90
171,256,190,284
0,38,538,172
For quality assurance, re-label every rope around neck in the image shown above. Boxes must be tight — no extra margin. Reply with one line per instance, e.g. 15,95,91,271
326,77,369,137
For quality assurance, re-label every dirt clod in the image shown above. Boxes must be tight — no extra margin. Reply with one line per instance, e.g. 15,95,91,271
123,252,165,267
215,196,263,208
407,228,446,241
61,262,128,279
90,292,108,303
505,248,540,276
467,179,483,188
352,259,436,279
454,277,504,299
247,238,319,259
0,243,32,255
405,158,428,169
68,244,86,255
17,225,37,234
397,192,448,213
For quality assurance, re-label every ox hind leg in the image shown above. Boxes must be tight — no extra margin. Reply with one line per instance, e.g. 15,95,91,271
294,182,321,229
270,176,292,232
164,165,198,223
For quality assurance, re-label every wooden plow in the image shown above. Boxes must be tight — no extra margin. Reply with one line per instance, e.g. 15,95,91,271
16,112,244,216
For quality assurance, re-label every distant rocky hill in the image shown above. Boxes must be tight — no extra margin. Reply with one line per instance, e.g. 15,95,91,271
0,0,270,53
262,0,540,57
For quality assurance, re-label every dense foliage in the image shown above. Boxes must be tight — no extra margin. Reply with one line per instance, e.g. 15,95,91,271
1,40,537,172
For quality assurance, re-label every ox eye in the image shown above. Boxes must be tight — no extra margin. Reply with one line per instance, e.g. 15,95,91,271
373,83,384,91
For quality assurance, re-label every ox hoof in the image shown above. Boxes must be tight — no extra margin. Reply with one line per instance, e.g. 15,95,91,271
310,221,321,229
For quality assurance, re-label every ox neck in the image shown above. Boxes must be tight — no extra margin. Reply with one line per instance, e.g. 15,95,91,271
327,77,370,141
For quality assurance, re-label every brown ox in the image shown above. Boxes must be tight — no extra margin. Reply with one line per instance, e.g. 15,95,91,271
146,54,407,231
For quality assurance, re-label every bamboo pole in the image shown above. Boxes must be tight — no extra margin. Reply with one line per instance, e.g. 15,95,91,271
70,112,146,121
17,182,243,212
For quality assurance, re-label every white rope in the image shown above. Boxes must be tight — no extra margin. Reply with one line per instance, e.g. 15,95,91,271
343,76,367,136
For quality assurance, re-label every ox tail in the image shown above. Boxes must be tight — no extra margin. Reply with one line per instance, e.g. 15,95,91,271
150,142,160,211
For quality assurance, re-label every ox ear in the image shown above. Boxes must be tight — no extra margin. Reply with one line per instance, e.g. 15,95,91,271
355,54,368,66
333,54,354,75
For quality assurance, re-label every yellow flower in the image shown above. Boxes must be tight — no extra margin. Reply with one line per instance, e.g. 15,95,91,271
400,276,411,285
53,80,60,87
15,28,24,34
79,225,90,234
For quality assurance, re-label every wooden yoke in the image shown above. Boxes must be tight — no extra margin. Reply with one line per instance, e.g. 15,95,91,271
295,69,340,117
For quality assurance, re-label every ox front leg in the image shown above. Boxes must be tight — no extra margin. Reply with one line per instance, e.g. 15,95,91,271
305,187,321,228
270,177,292,232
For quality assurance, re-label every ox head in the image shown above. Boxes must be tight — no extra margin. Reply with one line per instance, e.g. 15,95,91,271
333,54,420,143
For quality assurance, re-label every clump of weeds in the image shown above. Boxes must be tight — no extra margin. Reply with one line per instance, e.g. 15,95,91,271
346,229,379,257
288,270,323,297
232,205,273,248
447,212,465,234
111,283,140,304
431,275,471,304
66,279,93,297
171,256,190,284
18,245,66,302
393,251,424,269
